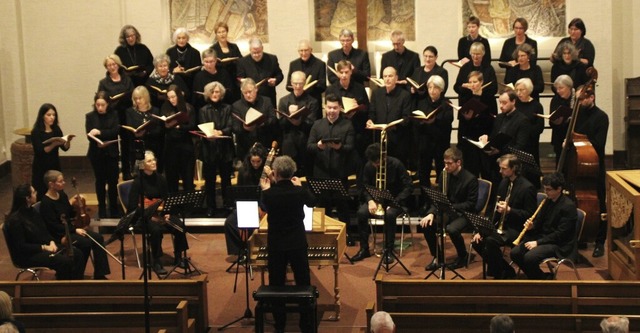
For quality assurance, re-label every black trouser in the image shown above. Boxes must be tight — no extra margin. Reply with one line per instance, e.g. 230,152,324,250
268,247,312,333
89,153,119,216
223,209,255,255
164,143,195,193
472,230,516,278
357,204,401,250
422,215,469,259
511,242,558,279
203,160,233,209
71,231,111,278
139,217,188,262
21,246,85,280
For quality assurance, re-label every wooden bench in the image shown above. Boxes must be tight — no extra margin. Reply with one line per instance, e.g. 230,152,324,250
366,274,640,333
14,300,195,333
1,274,208,333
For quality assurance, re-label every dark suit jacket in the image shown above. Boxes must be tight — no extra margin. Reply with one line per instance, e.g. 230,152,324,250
494,176,537,235
261,180,316,251
237,53,284,107
307,117,354,180
380,48,420,81
530,194,577,257
426,168,478,216
85,110,120,158
286,54,327,116
491,110,530,153
327,48,371,85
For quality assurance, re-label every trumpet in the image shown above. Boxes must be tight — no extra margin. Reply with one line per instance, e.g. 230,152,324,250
496,182,513,235
513,198,547,246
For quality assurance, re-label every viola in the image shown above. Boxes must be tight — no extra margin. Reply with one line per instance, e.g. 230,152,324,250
556,67,601,242
70,177,91,228
258,141,279,219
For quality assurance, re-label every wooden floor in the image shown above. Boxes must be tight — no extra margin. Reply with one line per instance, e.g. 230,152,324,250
0,166,614,332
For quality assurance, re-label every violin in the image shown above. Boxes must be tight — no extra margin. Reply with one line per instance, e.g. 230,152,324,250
71,177,91,228
258,141,279,219
556,67,601,242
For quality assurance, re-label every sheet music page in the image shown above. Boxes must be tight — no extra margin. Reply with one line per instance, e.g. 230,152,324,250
303,205,313,231
237,201,260,228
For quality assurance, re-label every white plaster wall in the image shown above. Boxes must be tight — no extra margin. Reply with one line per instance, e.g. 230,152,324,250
0,0,637,162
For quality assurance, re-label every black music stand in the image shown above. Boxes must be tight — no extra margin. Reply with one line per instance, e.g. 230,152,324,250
504,146,541,175
463,211,495,279
220,186,261,331
162,190,205,278
106,210,141,279
423,187,465,280
139,199,165,280
307,178,354,264
364,185,411,279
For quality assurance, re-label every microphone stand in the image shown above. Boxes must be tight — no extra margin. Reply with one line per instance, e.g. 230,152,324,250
133,140,151,333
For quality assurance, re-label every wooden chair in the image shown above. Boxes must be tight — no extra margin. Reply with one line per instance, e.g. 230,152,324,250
1,223,51,280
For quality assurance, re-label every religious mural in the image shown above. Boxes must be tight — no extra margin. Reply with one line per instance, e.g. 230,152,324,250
462,0,566,38
170,0,269,44
314,0,416,41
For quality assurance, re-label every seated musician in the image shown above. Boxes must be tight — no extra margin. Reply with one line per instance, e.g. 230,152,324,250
472,154,536,279
224,143,267,257
420,147,478,270
510,172,577,279
352,143,412,263
4,184,85,280
40,170,110,279
259,155,316,333
127,150,188,275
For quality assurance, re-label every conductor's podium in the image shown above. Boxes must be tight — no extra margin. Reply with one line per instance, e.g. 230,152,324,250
248,208,347,320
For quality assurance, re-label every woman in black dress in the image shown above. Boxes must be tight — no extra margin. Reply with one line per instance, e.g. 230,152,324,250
31,103,72,200
85,91,120,218
166,27,201,92
161,84,196,193
198,81,235,214
514,78,544,189
114,25,154,87
210,22,242,101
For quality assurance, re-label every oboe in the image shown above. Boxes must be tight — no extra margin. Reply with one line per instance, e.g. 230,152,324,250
513,198,546,246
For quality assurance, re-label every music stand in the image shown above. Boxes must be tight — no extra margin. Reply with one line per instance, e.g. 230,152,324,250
463,211,495,279
219,186,261,331
504,146,541,175
422,187,465,280
106,210,141,278
364,185,411,279
162,190,205,278
307,178,354,264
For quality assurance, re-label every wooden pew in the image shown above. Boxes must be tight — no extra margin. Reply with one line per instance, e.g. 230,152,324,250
14,300,195,333
367,274,640,333
1,274,208,333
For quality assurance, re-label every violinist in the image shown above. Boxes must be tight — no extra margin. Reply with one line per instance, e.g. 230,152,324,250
85,91,120,218
39,170,110,280
572,88,609,257
4,184,85,280
127,150,188,275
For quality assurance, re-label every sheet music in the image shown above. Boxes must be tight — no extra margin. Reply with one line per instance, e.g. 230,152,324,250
237,201,260,228
303,205,313,231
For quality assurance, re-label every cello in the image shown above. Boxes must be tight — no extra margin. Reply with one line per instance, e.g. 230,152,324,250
556,67,601,243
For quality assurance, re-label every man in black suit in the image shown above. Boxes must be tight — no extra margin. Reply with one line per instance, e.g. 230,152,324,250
236,37,284,107
352,143,412,263
286,40,326,120
420,147,478,270
327,29,371,85
260,155,316,333
510,172,577,279
379,30,420,91
472,154,536,279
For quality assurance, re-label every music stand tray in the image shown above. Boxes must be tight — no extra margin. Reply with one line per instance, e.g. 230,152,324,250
364,185,411,278
162,190,205,278
422,187,465,280
505,146,541,175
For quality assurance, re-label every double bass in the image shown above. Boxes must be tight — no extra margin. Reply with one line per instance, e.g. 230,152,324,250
556,67,600,243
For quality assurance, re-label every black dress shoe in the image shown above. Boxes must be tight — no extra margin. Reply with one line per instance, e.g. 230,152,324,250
153,262,167,275
497,267,516,280
446,254,469,270
592,244,604,257
425,257,438,271
351,248,371,262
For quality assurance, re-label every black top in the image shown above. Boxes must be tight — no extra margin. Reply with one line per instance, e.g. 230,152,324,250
409,64,449,101
307,116,355,180
127,172,168,213
491,109,530,153
31,126,66,174
574,104,609,160
5,206,56,266
494,176,537,233
549,92,574,146
236,52,284,107
504,65,545,100
125,107,163,150
427,168,479,216
286,54,327,116
161,102,196,149
413,96,454,148
327,47,371,85
277,91,319,136
368,86,412,146
529,193,577,257
198,101,235,164
85,110,120,158
166,43,202,90
0,318,26,333
145,74,190,109
499,36,539,69
325,80,370,134
211,41,243,78
551,60,588,93
191,66,237,110
97,70,134,113
454,61,498,109
261,180,316,251
457,35,492,68
114,43,154,87
380,48,420,82
40,191,76,241
361,156,412,204
232,96,279,157
515,99,545,153
554,37,596,67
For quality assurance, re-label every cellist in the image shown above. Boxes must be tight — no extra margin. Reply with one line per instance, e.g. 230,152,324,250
572,88,609,257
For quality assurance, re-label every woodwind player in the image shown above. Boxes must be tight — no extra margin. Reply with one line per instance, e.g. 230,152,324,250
472,155,536,279
510,172,577,279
